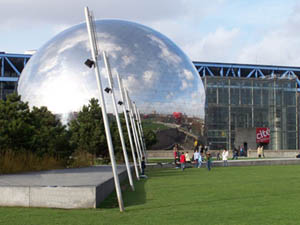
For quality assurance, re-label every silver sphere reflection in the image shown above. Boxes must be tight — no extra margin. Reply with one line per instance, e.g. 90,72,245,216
18,19,205,136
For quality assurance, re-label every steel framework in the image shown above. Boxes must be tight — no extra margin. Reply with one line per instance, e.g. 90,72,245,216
2,52,300,91
193,61,300,91
0,53,31,82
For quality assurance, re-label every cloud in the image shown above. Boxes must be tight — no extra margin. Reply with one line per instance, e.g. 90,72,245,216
237,3,300,66
143,70,156,84
183,27,240,62
0,0,189,28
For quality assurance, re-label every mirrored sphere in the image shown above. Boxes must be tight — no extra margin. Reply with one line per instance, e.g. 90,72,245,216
18,19,205,136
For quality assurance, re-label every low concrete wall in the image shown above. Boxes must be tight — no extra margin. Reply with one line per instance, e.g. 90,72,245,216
147,158,300,169
247,150,299,158
30,186,96,208
0,186,30,207
95,168,128,208
147,150,300,159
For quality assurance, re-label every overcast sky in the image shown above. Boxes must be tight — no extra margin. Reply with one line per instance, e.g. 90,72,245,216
1,0,300,66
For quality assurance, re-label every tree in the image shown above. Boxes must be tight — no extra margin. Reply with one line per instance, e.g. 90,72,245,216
143,129,157,148
0,93,71,159
68,98,108,158
0,93,34,152
30,106,71,158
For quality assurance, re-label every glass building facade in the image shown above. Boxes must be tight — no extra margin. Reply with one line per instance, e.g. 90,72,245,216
203,76,298,150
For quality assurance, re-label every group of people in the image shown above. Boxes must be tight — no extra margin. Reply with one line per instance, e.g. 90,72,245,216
173,144,212,171
173,142,267,172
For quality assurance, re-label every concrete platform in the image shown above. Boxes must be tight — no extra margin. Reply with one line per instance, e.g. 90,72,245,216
0,165,128,209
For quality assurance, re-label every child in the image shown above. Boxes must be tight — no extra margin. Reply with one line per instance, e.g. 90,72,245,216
206,151,212,171
141,156,146,175
180,152,186,171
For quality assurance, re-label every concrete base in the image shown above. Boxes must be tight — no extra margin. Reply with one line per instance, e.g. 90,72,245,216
0,166,128,209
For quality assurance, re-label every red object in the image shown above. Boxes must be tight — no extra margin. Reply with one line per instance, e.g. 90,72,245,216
180,154,186,163
256,127,270,143
173,112,182,119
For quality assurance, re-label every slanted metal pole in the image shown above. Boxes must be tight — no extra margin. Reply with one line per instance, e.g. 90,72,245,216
84,7,124,212
102,51,135,191
137,108,147,162
125,90,143,171
133,102,146,160
116,72,140,180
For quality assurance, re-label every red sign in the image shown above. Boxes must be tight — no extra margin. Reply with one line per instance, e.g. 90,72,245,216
256,127,270,143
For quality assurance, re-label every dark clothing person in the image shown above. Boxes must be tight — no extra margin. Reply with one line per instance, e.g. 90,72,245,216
232,148,238,160
206,152,212,171
141,158,146,175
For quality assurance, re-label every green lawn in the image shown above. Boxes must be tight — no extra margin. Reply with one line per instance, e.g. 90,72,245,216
142,120,169,132
1,165,300,225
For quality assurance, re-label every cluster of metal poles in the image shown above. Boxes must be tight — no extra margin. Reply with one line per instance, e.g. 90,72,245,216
84,7,147,212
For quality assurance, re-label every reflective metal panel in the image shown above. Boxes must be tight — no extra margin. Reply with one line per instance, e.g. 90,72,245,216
18,19,205,137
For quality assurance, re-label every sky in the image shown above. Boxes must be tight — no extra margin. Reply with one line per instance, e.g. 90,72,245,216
1,0,300,66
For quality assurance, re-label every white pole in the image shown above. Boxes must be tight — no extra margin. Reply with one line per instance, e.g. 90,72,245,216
137,109,147,162
84,7,124,212
133,102,146,159
102,51,135,191
125,90,143,170
116,72,140,180
128,98,144,163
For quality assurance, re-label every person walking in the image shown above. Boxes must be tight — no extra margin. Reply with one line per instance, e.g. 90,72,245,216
216,151,221,160
240,146,244,157
257,144,264,158
194,139,198,151
180,152,186,171
173,144,178,164
193,150,200,168
141,156,146,175
198,153,203,168
232,147,238,160
222,148,229,167
206,151,212,171
185,151,191,164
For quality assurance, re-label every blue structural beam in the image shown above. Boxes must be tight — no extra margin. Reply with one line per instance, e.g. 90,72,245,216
1,52,300,91
0,52,31,78
193,61,300,92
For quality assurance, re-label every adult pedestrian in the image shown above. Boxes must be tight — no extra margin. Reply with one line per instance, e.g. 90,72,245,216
185,151,191,163
193,150,200,168
257,144,264,158
232,147,238,160
198,153,203,168
222,148,229,167
240,146,244,156
194,139,198,151
173,144,178,164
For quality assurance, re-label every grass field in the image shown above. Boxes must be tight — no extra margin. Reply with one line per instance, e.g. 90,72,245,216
1,165,300,225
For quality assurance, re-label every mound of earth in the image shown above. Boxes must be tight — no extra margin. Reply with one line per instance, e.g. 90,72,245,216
150,128,187,150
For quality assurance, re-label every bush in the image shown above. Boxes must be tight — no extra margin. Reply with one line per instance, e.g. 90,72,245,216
0,150,65,174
